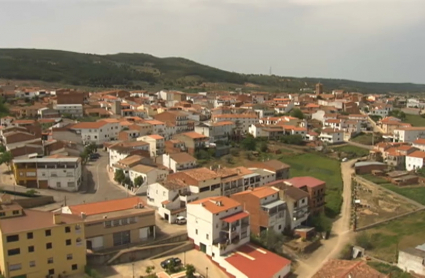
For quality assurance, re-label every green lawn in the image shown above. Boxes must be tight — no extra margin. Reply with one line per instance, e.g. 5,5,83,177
280,153,343,217
351,133,384,145
360,210,425,262
361,174,425,205
332,145,370,158
404,114,425,127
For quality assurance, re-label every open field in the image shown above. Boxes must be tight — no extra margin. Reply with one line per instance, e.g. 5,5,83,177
353,178,419,228
367,262,412,278
332,145,370,158
357,210,425,263
362,174,425,206
404,114,425,127
280,152,343,217
350,133,384,145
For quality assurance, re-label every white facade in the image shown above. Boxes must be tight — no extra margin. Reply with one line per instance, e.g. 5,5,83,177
72,121,121,144
398,248,425,276
319,129,344,144
407,98,425,109
162,153,197,173
129,167,168,190
394,128,425,143
212,115,259,133
55,104,83,118
405,152,425,171
195,122,235,143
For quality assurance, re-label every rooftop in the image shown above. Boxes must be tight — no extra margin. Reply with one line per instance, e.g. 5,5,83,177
232,186,279,199
284,176,325,188
225,244,291,278
68,197,145,216
189,196,241,214
407,150,425,159
312,259,387,278
169,152,197,164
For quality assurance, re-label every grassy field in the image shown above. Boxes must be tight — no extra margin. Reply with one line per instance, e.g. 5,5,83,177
404,114,425,127
359,210,425,262
362,174,425,205
332,145,370,158
280,152,343,217
367,262,412,278
350,133,384,145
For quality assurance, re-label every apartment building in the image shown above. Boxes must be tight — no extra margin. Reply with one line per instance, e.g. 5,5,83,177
250,159,291,180
154,111,190,133
194,121,235,143
231,187,286,235
57,197,155,251
0,195,86,278
284,177,326,214
70,119,121,144
162,152,197,173
394,127,425,143
211,114,259,133
137,135,165,156
12,156,82,191
319,128,344,144
217,166,262,196
173,132,209,155
186,196,291,278
54,104,83,118
143,120,166,137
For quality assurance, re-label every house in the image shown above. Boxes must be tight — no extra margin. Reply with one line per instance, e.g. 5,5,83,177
231,187,286,235
154,111,191,133
12,156,82,191
112,155,146,174
312,259,388,278
187,196,291,278
107,141,150,169
173,132,209,155
383,145,417,170
413,138,425,151
250,160,291,180
369,104,393,117
394,127,425,143
162,152,197,173
54,104,84,118
211,114,259,133
194,121,235,143
398,243,425,276
129,164,168,190
354,161,387,174
118,130,141,141
248,124,284,139
319,128,344,144
70,119,121,144
218,166,262,196
165,139,186,154
265,180,310,230
57,197,156,251
284,177,326,214
378,116,410,135
406,150,425,171
137,134,165,156
0,195,86,278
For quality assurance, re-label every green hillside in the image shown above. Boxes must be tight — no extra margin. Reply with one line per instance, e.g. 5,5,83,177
0,48,424,93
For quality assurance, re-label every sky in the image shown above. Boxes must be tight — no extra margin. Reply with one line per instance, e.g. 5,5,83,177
1,0,425,83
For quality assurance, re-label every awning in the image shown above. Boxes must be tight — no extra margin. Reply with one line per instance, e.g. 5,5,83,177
262,200,286,210
221,212,249,223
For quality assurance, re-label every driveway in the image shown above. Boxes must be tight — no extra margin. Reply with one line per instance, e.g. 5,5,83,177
294,159,355,278
95,249,228,278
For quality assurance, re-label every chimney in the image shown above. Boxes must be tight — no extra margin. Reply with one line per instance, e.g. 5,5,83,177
80,212,86,219
53,213,63,224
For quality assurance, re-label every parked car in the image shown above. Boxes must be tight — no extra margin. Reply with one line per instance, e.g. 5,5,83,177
175,216,187,225
341,157,348,162
160,257,182,269
90,153,100,160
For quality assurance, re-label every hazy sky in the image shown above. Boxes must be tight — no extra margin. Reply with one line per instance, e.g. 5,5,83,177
1,0,425,83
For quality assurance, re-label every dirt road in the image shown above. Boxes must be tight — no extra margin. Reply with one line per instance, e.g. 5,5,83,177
294,159,355,278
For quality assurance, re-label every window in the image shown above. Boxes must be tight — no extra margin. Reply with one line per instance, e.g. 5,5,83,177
0,212,5,217
67,254,73,260
195,229,198,235
29,261,36,267
66,239,71,246
67,182,75,187
28,246,34,252
104,221,112,228
12,210,19,215
9,263,21,271
56,181,61,187
45,230,51,236
46,242,52,249
6,235,19,242
49,269,55,275
65,226,71,233
75,224,81,231
27,232,33,239
8,248,20,256
48,257,53,264
206,234,209,240
72,264,78,270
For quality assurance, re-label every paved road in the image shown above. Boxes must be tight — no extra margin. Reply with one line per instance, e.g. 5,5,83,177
294,159,355,278
0,150,128,208
346,140,373,150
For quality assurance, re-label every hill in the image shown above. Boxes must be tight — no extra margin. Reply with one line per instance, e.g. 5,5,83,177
0,48,424,93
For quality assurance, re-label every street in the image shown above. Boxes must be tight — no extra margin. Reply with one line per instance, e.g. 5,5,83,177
294,159,355,278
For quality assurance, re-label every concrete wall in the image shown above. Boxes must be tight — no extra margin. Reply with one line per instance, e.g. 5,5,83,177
14,196,54,208
398,250,425,276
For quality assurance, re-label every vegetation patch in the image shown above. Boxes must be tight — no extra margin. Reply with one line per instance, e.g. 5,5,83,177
332,145,370,158
367,262,412,278
404,114,425,127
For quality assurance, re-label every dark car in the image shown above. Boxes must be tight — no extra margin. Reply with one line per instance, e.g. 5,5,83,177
90,153,100,160
160,257,182,269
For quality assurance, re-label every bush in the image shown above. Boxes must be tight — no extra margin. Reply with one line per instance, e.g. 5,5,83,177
230,148,240,157
355,232,374,250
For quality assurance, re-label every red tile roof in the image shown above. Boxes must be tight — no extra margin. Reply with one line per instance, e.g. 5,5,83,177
285,176,325,188
69,197,143,216
414,138,425,145
408,150,425,159
221,211,249,223
225,244,291,278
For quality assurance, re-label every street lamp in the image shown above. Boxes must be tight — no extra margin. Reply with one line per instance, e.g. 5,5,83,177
132,263,135,278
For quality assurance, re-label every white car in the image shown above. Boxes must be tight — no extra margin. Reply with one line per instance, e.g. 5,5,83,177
342,158,348,162
175,216,187,225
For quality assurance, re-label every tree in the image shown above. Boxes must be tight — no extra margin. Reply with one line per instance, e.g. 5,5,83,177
166,259,176,274
310,213,332,233
0,151,13,169
0,145,5,152
114,169,125,184
134,176,144,187
257,229,285,253
241,135,257,151
123,176,132,187
185,264,196,278
290,108,304,119
259,141,268,152
280,135,304,145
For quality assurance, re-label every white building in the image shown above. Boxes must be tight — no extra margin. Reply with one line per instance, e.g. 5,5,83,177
413,138,425,151
407,98,425,109
195,121,235,143
398,243,425,276
129,164,168,191
319,128,344,144
71,119,121,144
187,196,291,278
211,114,259,133
405,150,425,171
137,134,165,156
55,104,84,118
394,127,425,143
107,141,150,169
162,152,197,173
12,156,82,192
369,104,393,117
